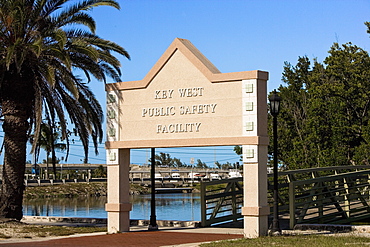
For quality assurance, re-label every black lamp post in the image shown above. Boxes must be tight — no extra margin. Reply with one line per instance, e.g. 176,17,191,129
269,90,282,235
148,148,158,231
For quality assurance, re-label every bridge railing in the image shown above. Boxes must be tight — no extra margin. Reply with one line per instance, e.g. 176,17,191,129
200,166,370,228
288,169,370,228
267,165,370,215
200,177,243,227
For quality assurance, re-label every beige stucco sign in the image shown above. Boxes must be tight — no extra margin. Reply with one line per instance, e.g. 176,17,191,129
105,38,269,238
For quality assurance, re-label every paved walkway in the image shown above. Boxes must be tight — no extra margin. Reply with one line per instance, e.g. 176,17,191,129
0,226,244,247
3,219,370,246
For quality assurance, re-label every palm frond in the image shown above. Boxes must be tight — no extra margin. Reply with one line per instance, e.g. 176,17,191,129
0,0,126,164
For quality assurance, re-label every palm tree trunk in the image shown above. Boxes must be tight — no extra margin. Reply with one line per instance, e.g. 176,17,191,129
0,71,33,220
46,152,49,179
0,116,28,220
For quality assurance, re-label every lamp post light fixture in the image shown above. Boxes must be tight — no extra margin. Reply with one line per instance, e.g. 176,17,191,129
269,90,282,235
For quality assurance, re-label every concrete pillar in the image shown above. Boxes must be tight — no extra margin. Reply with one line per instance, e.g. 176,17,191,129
242,145,269,238
105,148,132,233
241,78,269,238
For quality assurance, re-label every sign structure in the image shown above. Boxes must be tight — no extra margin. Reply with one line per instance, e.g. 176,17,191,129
106,38,269,149
105,38,269,237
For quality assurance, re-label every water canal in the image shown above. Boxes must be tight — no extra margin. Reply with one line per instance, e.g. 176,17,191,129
23,193,201,221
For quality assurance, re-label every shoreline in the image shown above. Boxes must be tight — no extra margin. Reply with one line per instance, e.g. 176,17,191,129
23,182,199,198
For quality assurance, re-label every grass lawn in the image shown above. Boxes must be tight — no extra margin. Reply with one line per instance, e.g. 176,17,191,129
200,234,370,247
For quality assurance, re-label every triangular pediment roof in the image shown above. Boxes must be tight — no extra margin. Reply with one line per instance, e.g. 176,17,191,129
106,38,268,91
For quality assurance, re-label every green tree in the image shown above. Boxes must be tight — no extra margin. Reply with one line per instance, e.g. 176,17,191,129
173,157,185,167
196,159,208,169
30,122,66,177
222,162,233,170
150,152,186,168
93,165,107,178
320,43,370,165
275,56,313,169
42,157,61,164
0,0,129,220
233,145,242,161
215,161,222,169
154,152,174,167
275,41,370,169
154,152,187,168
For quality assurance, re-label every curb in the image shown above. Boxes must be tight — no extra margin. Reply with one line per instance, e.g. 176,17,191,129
294,224,370,233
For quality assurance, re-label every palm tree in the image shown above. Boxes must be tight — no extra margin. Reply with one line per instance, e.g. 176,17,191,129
30,122,67,178
0,0,129,220
154,152,175,167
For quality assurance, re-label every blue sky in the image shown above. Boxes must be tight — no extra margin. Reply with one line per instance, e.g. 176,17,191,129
4,0,370,166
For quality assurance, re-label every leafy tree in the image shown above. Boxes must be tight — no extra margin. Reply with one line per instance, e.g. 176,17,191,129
233,145,242,161
321,43,370,165
0,0,129,220
274,56,313,169
42,157,61,164
93,165,107,178
275,40,370,169
215,161,222,169
149,152,187,168
196,159,208,169
154,152,174,167
173,157,185,167
214,161,235,170
65,169,79,179
233,145,242,155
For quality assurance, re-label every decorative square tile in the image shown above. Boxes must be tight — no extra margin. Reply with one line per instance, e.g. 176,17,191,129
245,122,254,131
245,149,254,158
107,94,116,103
108,128,116,137
245,102,254,111
245,84,254,93
107,110,116,119
109,152,116,161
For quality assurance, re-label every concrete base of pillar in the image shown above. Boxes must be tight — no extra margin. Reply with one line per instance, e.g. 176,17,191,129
243,215,269,238
107,211,130,233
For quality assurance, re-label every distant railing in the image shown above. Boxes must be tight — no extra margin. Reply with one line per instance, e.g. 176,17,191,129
24,178,107,186
200,178,243,227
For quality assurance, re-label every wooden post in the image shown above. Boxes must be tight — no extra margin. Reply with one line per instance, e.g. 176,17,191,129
289,182,296,229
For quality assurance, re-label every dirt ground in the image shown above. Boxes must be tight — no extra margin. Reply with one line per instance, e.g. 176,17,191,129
0,220,105,240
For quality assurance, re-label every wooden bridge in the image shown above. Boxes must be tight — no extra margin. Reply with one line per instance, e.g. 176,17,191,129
200,165,370,228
